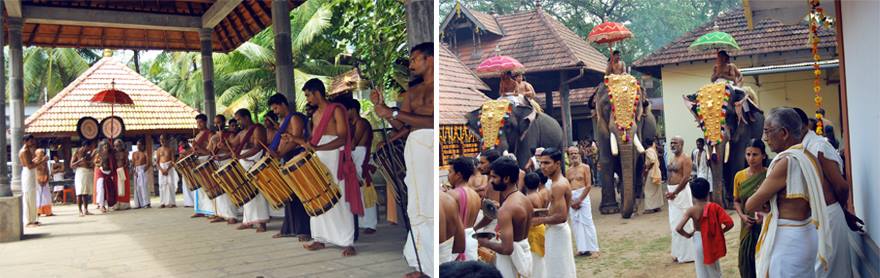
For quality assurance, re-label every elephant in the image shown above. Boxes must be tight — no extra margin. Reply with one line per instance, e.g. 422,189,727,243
683,84,764,208
592,79,657,219
465,100,564,169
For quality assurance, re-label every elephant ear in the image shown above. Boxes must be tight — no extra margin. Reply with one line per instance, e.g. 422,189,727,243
511,104,534,138
465,108,483,140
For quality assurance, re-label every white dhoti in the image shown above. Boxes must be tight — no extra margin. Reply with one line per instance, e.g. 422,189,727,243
643,179,665,211
96,169,111,206
352,146,377,230
310,136,355,247
74,167,93,195
817,204,859,277
240,151,270,225
36,183,52,208
464,227,478,261
532,251,545,278
668,183,695,263
570,188,599,253
495,239,533,278
403,129,434,273
157,162,178,206
214,159,240,220
693,231,722,278
544,223,577,278
21,167,37,224
194,156,215,215
132,165,150,208
766,218,818,277
439,237,456,265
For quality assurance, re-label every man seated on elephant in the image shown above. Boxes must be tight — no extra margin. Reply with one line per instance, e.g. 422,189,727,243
711,50,742,87
606,50,627,75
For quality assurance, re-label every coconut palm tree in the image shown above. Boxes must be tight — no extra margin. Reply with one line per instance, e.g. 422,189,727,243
145,52,205,110
22,47,95,104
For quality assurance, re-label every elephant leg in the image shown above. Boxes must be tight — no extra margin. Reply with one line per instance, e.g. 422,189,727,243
599,158,620,214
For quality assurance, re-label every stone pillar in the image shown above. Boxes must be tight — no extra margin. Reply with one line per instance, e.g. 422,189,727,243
405,0,433,49
0,4,9,197
560,71,573,146
8,18,23,192
199,28,216,129
272,0,295,107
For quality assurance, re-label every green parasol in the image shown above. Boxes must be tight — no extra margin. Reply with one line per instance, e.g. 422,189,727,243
688,26,740,52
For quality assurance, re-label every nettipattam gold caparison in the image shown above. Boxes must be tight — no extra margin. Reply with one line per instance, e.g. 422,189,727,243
606,74,641,142
479,99,512,150
695,82,730,145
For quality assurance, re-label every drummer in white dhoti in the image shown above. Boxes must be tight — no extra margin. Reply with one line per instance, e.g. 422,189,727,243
232,109,271,233
298,78,362,256
19,135,40,227
445,157,481,261
479,157,533,278
210,116,242,224
155,135,178,208
342,98,378,235
71,140,96,216
370,43,435,276
439,192,466,264
566,146,599,257
189,114,217,219
666,136,696,263
746,108,831,277
532,148,577,278
131,139,151,209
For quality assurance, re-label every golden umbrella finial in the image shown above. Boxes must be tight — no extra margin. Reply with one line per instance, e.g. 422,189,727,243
103,49,113,58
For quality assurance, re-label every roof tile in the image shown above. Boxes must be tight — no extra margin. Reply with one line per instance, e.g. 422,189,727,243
439,44,490,125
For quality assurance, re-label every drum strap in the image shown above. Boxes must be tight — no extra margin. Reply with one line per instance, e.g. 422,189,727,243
270,113,294,152
233,125,257,156
310,103,364,216
195,129,211,148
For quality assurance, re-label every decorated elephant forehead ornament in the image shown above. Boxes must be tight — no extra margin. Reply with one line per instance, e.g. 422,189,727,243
695,82,730,146
478,99,513,150
605,74,641,142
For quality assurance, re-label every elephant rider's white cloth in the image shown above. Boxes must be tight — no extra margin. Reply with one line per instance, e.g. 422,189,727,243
693,231,722,278
439,237,456,265
353,146,377,229
668,183,696,263
403,129,434,273
21,167,38,224
132,165,149,208
239,150,269,225
194,156,215,215
816,203,861,277
310,136,355,247
464,227,478,261
570,187,600,253
74,167,94,195
692,149,713,191
803,130,843,172
495,238,532,278
644,147,665,210
544,223,577,278
502,95,537,124
157,162,178,206
756,146,829,278
214,159,240,220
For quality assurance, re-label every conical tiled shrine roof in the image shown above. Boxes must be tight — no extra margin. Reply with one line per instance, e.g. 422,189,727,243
25,57,200,137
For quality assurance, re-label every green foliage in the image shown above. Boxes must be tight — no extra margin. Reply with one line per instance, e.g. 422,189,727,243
22,47,94,104
330,0,409,100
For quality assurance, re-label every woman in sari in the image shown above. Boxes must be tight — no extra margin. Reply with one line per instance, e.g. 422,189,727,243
733,139,768,278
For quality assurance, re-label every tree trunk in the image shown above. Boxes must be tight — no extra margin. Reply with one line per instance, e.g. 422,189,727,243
133,50,141,74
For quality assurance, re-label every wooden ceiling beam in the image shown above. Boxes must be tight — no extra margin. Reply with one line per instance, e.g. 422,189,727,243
241,1,265,30
201,0,242,28
5,0,22,18
22,5,202,32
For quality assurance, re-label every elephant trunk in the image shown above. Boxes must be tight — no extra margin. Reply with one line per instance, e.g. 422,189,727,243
619,142,637,219
709,143,727,207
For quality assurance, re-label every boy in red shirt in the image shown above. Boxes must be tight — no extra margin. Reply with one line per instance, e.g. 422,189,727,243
676,177,734,278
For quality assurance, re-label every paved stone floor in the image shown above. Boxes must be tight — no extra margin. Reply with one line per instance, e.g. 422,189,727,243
0,195,411,278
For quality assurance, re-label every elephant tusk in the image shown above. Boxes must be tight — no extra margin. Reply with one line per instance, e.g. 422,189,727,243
610,132,619,156
633,133,645,154
724,142,730,163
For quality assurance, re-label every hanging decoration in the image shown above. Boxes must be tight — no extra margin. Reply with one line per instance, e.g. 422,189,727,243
809,0,831,135
477,99,512,150
605,74,640,143
695,83,730,146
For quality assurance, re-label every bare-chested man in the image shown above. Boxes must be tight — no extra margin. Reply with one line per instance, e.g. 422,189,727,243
439,192,466,264
566,146,599,256
297,78,358,256
342,98,378,235
479,157,533,277
113,139,131,210
131,139,151,208
155,135,177,208
606,50,627,75
266,94,311,240
95,141,116,213
711,50,743,86
20,134,39,227
190,114,216,218
446,157,481,261
33,149,52,217
531,147,576,277
233,108,270,233
523,171,549,277
72,140,95,216
370,42,434,275
666,136,695,263
208,115,241,224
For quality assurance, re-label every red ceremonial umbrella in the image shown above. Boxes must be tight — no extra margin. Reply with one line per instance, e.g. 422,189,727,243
588,22,633,46
90,80,133,139
476,55,524,75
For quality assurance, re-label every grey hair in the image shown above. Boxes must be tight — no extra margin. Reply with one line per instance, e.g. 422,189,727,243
672,136,684,144
767,107,804,140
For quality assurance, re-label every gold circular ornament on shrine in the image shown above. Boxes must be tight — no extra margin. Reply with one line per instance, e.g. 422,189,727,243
76,117,100,140
100,116,125,139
